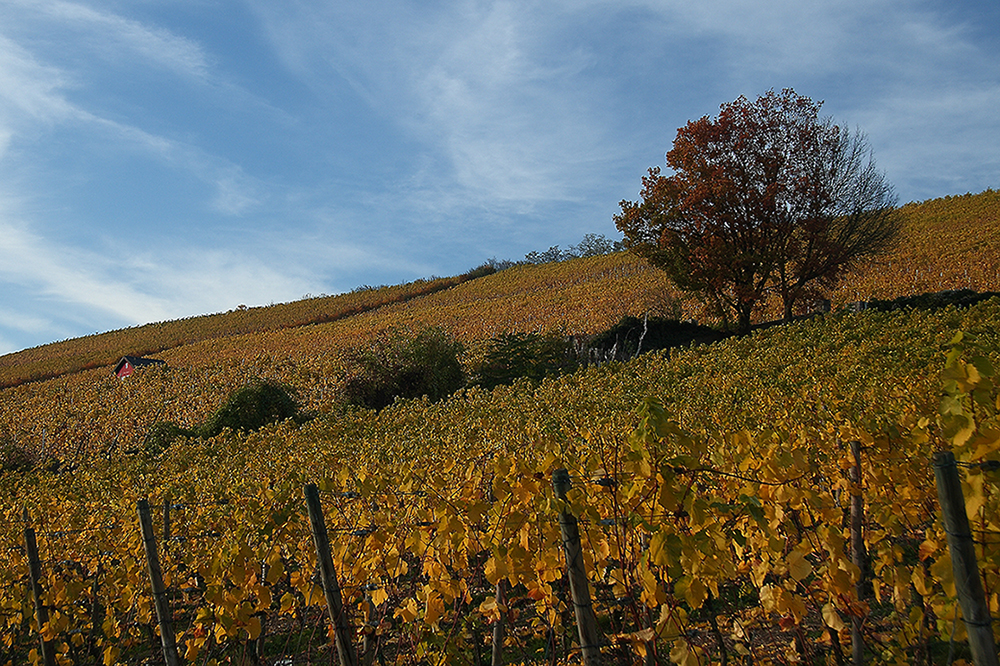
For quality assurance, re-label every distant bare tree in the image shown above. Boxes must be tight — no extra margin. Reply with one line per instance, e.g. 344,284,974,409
772,125,901,320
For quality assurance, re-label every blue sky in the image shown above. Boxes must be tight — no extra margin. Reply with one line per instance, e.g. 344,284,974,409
1,0,998,355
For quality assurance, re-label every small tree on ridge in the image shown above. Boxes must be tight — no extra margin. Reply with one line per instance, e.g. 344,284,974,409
615,89,900,332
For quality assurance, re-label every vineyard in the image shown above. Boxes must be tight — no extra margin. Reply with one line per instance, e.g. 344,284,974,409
0,275,477,390
0,190,999,665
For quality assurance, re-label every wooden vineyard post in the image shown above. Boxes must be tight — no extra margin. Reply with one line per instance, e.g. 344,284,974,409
361,594,377,666
256,561,269,664
137,498,180,666
87,561,104,661
304,483,358,666
553,468,602,666
23,510,56,666
848,441,869,665
933,451,999,666
492,579,509,666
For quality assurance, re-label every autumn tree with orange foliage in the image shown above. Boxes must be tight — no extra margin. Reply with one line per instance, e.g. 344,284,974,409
615,89,900,333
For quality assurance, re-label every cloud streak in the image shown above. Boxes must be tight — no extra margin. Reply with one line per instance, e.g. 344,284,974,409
0,33,74,132
0,212,322,355
0,2,263,214
252,1,623,208
9,0,211,80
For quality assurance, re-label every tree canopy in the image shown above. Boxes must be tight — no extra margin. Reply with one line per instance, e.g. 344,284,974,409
615,89,900,333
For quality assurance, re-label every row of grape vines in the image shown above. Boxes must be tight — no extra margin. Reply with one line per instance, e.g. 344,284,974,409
2,299,1000,664
0,275,469,389
0,253,679,464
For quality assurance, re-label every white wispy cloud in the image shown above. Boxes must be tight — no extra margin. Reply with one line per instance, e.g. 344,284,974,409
251,0,621,207
10,0,211,80
0,2,262,214
412,3,613,203
851,82,1000,200
0,213,322,333
210,170,261,216
121,247,318,315
0,305,50,335
0,33,75,132
0,219,173,323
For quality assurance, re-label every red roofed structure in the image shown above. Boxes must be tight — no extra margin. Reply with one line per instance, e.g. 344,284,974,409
113,356,167,379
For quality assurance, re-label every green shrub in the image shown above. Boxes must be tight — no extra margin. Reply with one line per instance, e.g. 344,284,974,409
460,262,498,281
0,434,59,473
342,327,465,410
472,331,578,390
144,421,196,456
199,380,305,438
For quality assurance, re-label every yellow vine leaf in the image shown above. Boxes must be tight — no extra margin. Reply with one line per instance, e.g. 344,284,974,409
825,564,854,597
394,598,418,623
911,567,932,598
246,616,262,641
964,472,986,518
759,584,776,612
370,587,389,607
919,539,938,561
479,596,500,621
639,560,665,607
971,428,1000,459
822,603,846,632
266,558,285,585
39,622,57,643
255,585,272,612
424,591,444,629
683,577,707,610
786,550,812,582
669,639,699,666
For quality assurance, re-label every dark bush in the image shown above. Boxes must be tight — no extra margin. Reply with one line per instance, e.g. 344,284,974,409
461,262,498,281
586,316,728,362
0,437,39,473
461,258,518,281
0,434,60,473
144,421,196,455
199,380,305,438
342,327,465,410
473,331,578,390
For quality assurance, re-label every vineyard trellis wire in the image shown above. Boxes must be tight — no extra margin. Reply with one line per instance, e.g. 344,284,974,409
5,409,1000,666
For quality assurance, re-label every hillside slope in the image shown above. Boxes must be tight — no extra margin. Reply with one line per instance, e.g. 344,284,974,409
1,189,996,391
832,189,1000,304
0,275,468,389
2,293,999,664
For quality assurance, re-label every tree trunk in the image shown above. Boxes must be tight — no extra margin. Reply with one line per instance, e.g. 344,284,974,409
737,308,753,335
782,295,794,322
